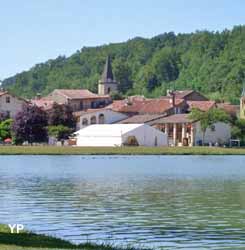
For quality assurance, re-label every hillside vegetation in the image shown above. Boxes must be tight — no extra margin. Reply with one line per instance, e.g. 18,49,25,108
2,25,245,103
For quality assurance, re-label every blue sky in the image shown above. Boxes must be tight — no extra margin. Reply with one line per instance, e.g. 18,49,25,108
0,0,245,80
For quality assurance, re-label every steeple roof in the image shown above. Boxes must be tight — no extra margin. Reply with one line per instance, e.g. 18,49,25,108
101,55,114,82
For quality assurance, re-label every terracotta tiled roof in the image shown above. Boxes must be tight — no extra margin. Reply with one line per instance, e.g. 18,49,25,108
217,103,239,117
110,97,185,114
150,114,193,124
187,101,216,112
119,114,167,124
53,89,109,100
31,98,56,110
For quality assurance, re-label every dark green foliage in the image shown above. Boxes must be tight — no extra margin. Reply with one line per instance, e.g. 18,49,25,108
231,119,245,145
2,26,245,103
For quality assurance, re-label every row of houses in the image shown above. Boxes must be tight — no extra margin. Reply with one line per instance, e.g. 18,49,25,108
1,56,244,147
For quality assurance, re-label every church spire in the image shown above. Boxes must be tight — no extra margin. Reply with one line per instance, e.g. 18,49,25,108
101,55,114,82
98,55,118,96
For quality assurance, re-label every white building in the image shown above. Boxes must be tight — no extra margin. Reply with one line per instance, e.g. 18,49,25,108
74,109,128,130
0,90,27,118
75,124,168,147
150,114,231,146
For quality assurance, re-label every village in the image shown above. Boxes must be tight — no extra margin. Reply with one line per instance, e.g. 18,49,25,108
0,56,244,148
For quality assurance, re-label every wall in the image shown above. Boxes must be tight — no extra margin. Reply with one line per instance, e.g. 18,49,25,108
77,110,128,130
98,83,118,95
122,125,168,147
0,94,26,118
194,122,231,145
240,97,245,119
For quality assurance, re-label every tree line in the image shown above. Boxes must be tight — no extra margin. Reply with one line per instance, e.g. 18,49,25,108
2,25,245,104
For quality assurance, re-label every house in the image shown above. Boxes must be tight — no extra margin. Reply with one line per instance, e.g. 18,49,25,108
75,124,168,147
149,114,231,146
73,108,128,130
0,90,27,118
31,56,118,112
46,89,111,111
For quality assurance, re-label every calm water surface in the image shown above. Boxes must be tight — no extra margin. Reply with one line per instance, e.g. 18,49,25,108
0,156,245,249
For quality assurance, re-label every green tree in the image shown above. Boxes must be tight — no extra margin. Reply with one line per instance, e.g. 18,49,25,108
0,119,13,141
189,108,230,145
113,58,133,94
48,125,71,140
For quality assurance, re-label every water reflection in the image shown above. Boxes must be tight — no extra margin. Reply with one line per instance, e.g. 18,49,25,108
0,156,245,249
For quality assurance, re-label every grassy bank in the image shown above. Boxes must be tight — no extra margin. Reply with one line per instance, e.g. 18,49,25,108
0,146,245,155
0,224,132,250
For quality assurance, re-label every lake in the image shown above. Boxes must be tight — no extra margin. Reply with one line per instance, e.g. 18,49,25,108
0,155,245,249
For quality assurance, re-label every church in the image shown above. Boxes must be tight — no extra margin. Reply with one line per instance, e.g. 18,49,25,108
32,56,118,111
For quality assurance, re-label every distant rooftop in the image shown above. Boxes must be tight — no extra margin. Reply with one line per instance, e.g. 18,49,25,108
50,89,109,100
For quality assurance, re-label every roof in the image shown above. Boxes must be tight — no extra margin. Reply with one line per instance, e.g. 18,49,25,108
101,55,115,82
217,103,239,117
119,114,167,124
187,101,216,112
109,97,185,114
51,89,109,100
0,90,28,103
75,124,145,137
31,98,56,110
73,107,117,117
149,114,193,124
173,90,194,99
0,91,8,96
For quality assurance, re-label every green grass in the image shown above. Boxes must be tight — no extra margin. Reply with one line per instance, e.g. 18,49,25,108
0,224,137,250
0,146,245,155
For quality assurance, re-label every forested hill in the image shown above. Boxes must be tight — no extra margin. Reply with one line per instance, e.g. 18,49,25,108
2,25,245,103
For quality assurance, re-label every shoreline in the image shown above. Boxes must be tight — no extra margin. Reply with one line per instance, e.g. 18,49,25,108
0,146,245,155
0,224,135,250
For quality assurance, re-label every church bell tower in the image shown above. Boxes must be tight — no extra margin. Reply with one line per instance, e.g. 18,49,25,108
240,82,245,119
98,55,118,96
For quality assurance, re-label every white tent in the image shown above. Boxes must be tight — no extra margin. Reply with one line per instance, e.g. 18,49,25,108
75,124,168,147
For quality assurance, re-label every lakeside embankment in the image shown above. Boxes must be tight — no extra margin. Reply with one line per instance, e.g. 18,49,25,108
0,146,245,155
0,224,131,250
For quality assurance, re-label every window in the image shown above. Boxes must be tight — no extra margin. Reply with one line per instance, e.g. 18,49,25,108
90,116,96,124
107,87,111,94
6,96,10,103
98,114,105,124
82,118,88,126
